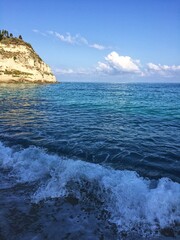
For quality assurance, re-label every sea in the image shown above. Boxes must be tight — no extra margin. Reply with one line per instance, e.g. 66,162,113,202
0,82,180,240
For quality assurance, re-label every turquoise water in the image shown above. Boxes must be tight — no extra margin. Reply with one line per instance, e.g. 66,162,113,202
0,82,180,239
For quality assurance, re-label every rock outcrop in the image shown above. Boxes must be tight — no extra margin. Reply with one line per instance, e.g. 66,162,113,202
0,38,57,83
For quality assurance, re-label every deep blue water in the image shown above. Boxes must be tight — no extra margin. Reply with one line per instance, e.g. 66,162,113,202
0,82,180,239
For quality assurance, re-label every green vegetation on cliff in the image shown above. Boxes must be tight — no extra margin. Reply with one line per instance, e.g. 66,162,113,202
0,29,34,50
0,29,23,41
0,29,42,62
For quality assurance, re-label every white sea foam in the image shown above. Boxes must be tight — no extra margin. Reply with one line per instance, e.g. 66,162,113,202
0,141,180,236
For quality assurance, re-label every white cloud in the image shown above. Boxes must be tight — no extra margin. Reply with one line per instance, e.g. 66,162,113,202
46,30,108,50
53,52,180,81
32,29,47,36
90,43,106,50
47,30,54,35
147,63,180,77
55,68,90,75
54,52,143,78
56,68,74,74
33,29,112,50
54,32,74,44
53,32,87,45
96,62,112,73
96,51,142,75
33,29,39,33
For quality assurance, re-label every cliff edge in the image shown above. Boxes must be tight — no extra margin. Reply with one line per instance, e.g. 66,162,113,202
0,35,57,83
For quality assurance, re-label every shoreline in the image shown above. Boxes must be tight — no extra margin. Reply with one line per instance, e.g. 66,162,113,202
0,79,60,84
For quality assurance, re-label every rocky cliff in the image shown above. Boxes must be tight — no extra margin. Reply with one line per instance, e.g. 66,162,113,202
0,38,57,83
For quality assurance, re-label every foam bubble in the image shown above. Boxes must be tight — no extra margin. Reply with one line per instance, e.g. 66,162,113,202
0,141,180,236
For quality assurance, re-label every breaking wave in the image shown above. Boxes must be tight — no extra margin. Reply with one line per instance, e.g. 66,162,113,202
0,141,180,237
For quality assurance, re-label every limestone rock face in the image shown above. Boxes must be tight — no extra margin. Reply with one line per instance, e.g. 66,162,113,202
0,38,57,83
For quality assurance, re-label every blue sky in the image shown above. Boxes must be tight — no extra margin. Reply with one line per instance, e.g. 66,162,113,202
1,0,180,82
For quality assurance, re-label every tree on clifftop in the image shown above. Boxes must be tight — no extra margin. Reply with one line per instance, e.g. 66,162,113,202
0,32,3,40
0,29,10,39
0,29,23,41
